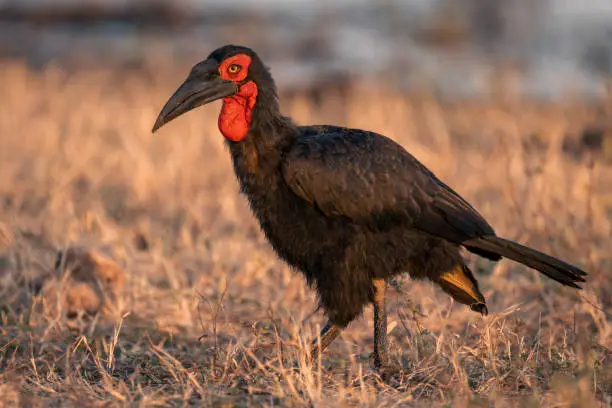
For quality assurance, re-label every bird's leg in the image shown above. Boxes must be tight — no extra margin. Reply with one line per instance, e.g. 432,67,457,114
309,321,341,364
372,278,399,377
372,278,389,367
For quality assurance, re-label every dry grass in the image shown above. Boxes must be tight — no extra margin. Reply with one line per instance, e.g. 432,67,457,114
0,60,611,407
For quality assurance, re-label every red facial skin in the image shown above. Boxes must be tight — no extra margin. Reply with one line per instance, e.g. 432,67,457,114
217,54,258,142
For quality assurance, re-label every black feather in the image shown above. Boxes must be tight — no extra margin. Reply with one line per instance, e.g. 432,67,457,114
464,236,587,288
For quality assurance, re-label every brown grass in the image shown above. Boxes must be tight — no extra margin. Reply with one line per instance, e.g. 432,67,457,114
0,60,611,407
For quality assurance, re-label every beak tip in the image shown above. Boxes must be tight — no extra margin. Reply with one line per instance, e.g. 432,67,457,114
151,117,164,133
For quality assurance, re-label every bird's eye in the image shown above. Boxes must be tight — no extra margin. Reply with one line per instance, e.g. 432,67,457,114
228,64,241,74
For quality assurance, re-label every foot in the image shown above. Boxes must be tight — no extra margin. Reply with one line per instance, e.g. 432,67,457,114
373,351,401,381
375,362,401,381
286,353,326,376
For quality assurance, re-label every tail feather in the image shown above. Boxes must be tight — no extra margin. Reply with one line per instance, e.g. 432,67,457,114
464,236,587,289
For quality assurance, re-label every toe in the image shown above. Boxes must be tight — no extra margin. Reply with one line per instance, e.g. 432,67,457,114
377,363,401,380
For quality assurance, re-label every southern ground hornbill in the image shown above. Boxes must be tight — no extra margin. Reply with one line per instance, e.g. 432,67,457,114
152,45,587,374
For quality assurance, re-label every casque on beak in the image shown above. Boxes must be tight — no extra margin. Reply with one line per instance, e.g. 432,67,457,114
152,60,238,133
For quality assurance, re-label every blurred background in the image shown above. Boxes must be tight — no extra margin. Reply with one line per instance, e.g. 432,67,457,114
1,1,611,405
2,0,612,98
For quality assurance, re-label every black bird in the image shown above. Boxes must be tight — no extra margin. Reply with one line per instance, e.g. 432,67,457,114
153,45,587,374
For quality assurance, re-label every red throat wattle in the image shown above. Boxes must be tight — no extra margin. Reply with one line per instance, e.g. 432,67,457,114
218,81,258,142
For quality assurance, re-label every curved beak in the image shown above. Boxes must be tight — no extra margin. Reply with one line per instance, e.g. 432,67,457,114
152,73,238,133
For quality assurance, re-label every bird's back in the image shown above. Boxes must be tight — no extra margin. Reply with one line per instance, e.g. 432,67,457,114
288,125,497,243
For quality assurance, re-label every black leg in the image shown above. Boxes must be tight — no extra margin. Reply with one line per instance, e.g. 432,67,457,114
372,278,389,367
309,321,341,364
372,278,400,378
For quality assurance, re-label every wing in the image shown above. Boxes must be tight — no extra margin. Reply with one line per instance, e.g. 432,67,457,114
282,126,496,244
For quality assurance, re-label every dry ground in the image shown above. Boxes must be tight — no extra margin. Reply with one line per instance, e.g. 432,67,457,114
0,61,611,407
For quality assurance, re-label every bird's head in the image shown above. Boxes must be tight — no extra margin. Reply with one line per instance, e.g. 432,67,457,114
152,45,276,141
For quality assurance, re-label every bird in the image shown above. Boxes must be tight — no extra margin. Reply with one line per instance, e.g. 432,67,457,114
152,45,587,375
